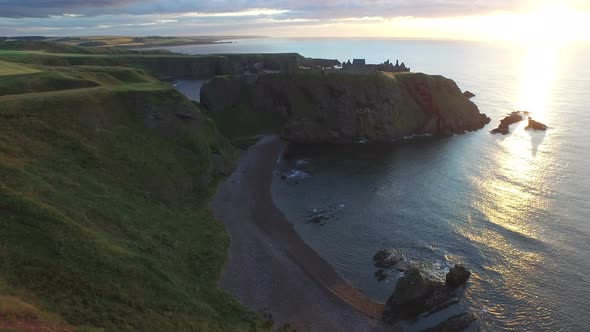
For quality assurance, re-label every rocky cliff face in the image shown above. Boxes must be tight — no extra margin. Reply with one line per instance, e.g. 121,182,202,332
201,71,491,143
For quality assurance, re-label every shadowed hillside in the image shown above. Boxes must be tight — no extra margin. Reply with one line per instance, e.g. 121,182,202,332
0,49,266,331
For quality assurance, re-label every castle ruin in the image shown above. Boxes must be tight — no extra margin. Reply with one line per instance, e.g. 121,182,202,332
342,59,410,73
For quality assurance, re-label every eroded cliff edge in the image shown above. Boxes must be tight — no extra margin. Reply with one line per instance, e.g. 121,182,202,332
201,71,491,143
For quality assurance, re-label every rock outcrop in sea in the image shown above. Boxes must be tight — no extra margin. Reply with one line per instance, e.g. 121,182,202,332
525,117,548,131
491,111,524,135
445,265,471,288
490,112,548,135
373,248,403,269
375,269,388,282
201,72,491,143
463,90,476,99
382,265,472,325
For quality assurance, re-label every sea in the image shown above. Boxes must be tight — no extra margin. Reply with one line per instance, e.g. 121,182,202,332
163,38,590,332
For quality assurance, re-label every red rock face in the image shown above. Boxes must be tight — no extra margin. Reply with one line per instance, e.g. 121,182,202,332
413,80,444,134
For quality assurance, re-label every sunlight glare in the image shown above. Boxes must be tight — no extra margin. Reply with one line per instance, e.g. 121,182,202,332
519,2,585,45
473,1,590,44
515,44,557,120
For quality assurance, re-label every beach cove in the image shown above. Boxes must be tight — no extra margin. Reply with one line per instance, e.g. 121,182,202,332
212,136,388,331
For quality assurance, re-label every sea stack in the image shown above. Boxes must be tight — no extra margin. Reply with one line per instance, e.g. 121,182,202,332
491,111,524,135
525,117,548,131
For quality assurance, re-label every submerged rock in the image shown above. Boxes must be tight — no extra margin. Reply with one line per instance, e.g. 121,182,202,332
306,204,345,226
463,91,476,99
375,269,388,282
491,111,524,135
525,117,548,131
373,249,403,269
307,212,330,225
422,312,478,332
445,265,471,288
278,169,311,184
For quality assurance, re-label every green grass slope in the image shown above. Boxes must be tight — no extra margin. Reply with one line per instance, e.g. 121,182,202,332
0,74,264,330
0,43,306,80
0,65,158,96
0,48,231,79
0,41,173,55
0,60,40,76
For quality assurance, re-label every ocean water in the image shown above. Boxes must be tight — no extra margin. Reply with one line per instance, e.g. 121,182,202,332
166,38,590,331
169,79,208,102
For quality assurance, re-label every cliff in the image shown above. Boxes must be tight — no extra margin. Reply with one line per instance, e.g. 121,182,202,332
201,71,491,142
0,62,263,330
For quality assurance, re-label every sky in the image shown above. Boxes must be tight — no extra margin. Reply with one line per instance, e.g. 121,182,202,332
0,0,589,42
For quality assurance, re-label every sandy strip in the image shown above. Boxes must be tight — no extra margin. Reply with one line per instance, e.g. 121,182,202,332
212,135,390,332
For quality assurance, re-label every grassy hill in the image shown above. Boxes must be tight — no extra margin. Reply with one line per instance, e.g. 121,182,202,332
0,41,305,80
0,60,40,76
0,47,266,331
0,49,232,80
0,64,160,96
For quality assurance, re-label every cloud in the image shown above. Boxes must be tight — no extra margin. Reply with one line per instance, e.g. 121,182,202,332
0,0,148,18
333,17,386,22
180,9,290,18
59,13,84,18
1,0,589,38
0,0,532,19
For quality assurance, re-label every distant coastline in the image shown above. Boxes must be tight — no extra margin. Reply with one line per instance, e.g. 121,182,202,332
0,35,267,50
127,36,268,49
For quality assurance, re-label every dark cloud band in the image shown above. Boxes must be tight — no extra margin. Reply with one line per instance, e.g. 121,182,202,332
0,0,148,17
0,0,528,19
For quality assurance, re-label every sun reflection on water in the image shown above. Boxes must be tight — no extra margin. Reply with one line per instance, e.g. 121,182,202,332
461,42,564,326
515,42,559,121
491,39,561,230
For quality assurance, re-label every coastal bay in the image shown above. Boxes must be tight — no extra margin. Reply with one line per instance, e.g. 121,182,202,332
2,2,590,331
212,136,387,331
1,37,589,332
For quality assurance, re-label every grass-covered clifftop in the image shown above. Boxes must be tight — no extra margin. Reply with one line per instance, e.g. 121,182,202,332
0,64,159,96
0,53,265,330
0,49,231,80
201,70,490,143
0,41,305,80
